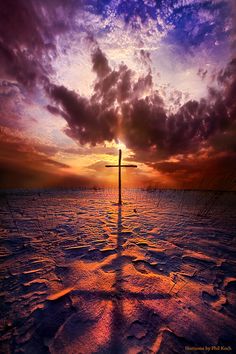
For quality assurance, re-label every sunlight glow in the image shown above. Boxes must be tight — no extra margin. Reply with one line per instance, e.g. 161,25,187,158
117,139,127,151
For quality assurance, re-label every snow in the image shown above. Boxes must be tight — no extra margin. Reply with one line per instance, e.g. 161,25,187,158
0,189,236,353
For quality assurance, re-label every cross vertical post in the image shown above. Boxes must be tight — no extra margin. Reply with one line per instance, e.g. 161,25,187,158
105,149,137,205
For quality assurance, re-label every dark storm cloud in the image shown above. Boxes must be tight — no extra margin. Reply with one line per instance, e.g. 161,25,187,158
47,105,62,116
48,83,119,146
91,47,111,78
47,48,156,147
0,0,47,85
48,46,236,170
0,0,80,86
123,55,236,160
151,153,236,191
0,1,235,190
123,93,234,163
6,0,230,86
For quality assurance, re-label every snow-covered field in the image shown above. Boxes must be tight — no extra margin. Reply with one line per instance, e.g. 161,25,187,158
0,189,236,353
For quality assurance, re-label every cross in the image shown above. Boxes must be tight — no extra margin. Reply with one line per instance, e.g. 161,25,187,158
106,149,137,205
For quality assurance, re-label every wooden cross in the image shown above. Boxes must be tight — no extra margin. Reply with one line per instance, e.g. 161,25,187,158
106,149,137,205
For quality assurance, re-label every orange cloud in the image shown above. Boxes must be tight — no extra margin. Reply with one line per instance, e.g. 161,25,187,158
0,128,93,189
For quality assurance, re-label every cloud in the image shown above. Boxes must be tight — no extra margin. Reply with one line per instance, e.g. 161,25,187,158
48,83,119,146
88,160,110,172
151,152,236,190
0,1,47,85
0,81,25,129
46,47,236,189
0,127,92,189
0,1,235,190
91,47,111,78
0,159,92,190
0,0,82,86
49,47,236,157
47,48,155,146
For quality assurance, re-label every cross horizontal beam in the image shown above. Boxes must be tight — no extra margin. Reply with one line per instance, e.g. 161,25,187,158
105,165,137,168
71,289,171,300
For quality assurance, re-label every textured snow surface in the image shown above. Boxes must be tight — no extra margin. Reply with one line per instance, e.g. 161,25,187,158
0,189,236,353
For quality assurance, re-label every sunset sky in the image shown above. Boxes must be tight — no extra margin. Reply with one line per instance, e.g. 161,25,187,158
0,0,236,190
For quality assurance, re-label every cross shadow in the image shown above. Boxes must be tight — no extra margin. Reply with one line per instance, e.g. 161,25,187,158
110,204,124,353
22,202,172,353
71,204,171,353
